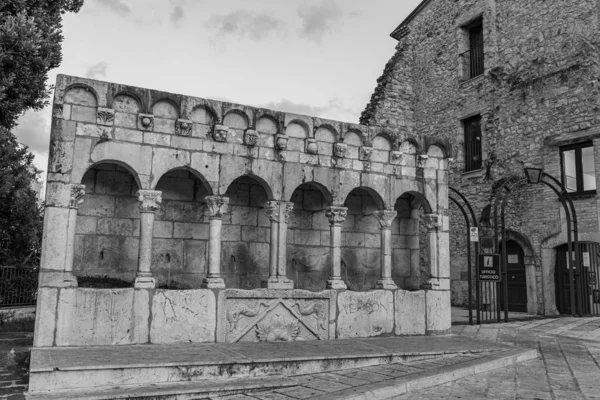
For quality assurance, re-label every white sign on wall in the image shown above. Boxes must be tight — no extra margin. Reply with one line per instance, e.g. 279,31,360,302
469,227,479,242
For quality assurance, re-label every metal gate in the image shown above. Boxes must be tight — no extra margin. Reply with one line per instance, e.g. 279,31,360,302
555,242,600,316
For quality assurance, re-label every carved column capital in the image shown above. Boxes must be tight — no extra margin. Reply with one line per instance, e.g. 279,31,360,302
423,213,442,232
374,209,397,229
205,195,229,220
69,184,86,209
326,206,348,226
281,201,294,224
264,201,280,223
137,190,162,213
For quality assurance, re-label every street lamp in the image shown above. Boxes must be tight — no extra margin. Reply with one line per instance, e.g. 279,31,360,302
524,167,543,184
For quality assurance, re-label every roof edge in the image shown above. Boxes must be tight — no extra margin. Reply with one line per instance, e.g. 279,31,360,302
390,0,433,41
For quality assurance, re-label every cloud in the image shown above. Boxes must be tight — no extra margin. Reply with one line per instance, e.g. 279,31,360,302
85,62,108,80
260,98,359,123
205,10,286,41
171,5,184,25
13,109,51,158
297,1,344,43
97,0,131,16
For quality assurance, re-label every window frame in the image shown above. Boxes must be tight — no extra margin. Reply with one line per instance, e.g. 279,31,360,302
462,115,482,172
463,17,484,79
560,141,596,196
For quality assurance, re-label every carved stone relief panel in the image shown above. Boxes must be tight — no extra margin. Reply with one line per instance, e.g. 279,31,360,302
217,289,336,343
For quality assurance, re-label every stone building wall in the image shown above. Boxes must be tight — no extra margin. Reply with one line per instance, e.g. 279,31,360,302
362,0,600,313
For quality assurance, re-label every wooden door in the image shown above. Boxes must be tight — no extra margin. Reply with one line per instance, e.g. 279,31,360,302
505,240,527,312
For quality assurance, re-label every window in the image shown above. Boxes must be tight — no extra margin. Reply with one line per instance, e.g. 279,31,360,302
561,142,596,195
463,115,482,172
462,18,484,79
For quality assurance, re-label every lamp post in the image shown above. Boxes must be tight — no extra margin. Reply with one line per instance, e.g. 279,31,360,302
524,167,543,184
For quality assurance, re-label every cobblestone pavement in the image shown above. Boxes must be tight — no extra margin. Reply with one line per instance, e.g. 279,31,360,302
0,333,31,400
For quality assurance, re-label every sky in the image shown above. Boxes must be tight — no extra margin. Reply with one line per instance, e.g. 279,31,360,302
13,0,422,185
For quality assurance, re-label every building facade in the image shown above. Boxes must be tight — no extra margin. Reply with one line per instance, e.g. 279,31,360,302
362,0,600,316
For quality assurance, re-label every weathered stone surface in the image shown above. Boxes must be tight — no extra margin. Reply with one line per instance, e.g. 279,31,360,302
336,290,394,338
425,290,451,333
150,290,216,343
55,288,135,346
395,290,426,335
33,288,59,347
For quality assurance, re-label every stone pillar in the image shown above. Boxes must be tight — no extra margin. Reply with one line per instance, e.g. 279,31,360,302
265,201,280,283
134,190,162,289
202,195,229,289
268,201,294,289
423,213,451,333
64,184,85,277
374,209,398,289
326,206,348,290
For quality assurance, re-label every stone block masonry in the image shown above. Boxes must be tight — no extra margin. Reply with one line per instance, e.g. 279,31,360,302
34,74,452,354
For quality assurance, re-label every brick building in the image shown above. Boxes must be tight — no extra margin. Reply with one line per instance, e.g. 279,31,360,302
362,0,600,316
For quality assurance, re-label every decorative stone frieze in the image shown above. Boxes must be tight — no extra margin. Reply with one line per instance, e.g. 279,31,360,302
417,154,429,169
423,213,442,232
282,201,294,223
137,190,162,213
275,134,289,151
244,129,258,146
138,113,154,131
69,184,86,209
97,107,115,126
176,119,193,136
205,196,229,220
359,146,373,161
390,151,403,165
374,209,397,229
213,125,229,142
325,206,347,226
333,142,347,158
305,138,318,154
53,104,64,119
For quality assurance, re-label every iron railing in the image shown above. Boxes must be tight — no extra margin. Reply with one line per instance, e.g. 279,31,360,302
0,266,38,307
464,141,482,172
461,44,484,79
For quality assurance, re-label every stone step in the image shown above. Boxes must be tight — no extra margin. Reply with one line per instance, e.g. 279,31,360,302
27,336,518,397
26,375,299,400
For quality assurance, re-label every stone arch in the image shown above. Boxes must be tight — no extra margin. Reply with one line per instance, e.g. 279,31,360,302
190,105,217,125
395,191,433,214
256,115,279,134
344,130,363,146
286,119,310,138
223,175,272,289
154,167,214,197
112,92,142,114
223,110,250,130
79,159,143,190
399,138,420,154
76,161,142,282
152,99,179,119
373,135,393,164
426,141,451,158
223,173,274,201
63,84,98,107
315,124,338,142
288,182,334,292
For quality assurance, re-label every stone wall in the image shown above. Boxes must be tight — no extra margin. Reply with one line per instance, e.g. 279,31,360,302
362,0,600,314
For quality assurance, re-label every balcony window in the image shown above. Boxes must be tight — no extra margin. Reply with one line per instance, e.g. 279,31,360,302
462,18,484,79
463,115,482,172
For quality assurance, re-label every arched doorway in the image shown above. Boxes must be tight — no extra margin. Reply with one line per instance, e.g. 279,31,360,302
503,240,527,312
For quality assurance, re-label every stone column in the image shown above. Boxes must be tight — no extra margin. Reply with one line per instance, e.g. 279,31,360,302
202,195,229,289
326,206,348,290
268,201,294,289
134,190,162,289
265,201,280,283
423,213,451,333
374,209,398,289
64,184,85,278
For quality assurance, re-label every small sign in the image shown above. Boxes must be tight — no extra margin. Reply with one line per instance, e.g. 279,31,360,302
469,227,479,242
478,254,500,282
480,237,494,252
583,252,590,267
508,254,519,264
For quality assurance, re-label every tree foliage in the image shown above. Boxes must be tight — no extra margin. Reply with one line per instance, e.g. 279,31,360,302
0,0,83,129
0,128,43,265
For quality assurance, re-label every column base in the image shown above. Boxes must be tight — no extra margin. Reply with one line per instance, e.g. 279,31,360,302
38,271,78,288
202,276,226,289
267,277,294,290
326,278,347,290
134,276,156,289
375,278,397,290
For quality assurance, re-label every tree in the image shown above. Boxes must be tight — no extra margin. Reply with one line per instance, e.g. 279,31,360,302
0,127,43,265
0,0,84,129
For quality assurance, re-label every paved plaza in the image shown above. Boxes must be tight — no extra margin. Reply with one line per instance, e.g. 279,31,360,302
2,316,600,399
